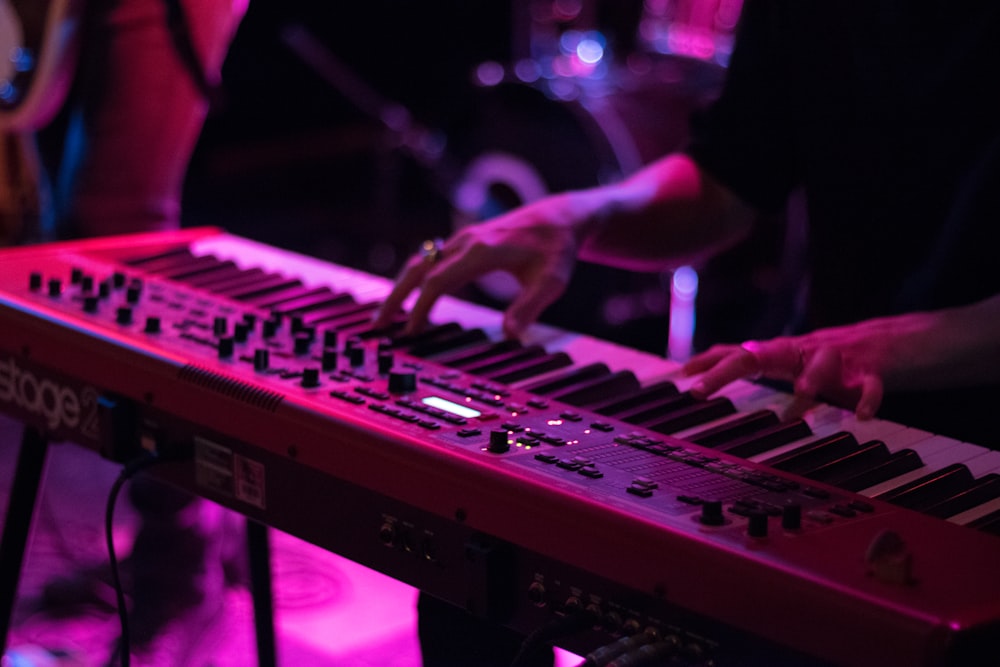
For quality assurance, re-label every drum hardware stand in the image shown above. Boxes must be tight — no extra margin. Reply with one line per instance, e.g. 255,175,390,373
277,22,466,274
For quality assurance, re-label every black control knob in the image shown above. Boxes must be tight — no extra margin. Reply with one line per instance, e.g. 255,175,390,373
262,318,279,338
293,332,312,356
621,618,642,636
377,351,394,374
344,335,364,355
378,521,396,546
348,345,365,367
301,367,320,388
699,500,725,526
116,306,133,325
218,336,235,359
747,510,769,538
144,316,161,334
81,275,95,293
125,281,142,304
527,582,546,607
83,295,100,313
253,348,270,371
234,321,251,343
47,278,62,297
488,429,511,454
213,316,228,337
603,610,624,633
323,329,338,349
29,272,43,291
387,369,417,394
321,347,338,372
782,503,802,531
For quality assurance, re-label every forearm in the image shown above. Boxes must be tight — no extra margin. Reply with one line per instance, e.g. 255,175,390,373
875,294,1000,391
563,153,758,272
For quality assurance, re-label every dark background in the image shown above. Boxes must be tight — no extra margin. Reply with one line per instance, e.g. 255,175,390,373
183,1,789,355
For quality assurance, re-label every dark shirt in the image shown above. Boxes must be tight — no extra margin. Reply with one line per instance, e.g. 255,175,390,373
686,1,1000,446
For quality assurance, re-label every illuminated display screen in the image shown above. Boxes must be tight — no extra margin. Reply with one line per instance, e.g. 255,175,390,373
422,396,482,419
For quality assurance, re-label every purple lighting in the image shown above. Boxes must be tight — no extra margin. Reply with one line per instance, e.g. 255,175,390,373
475,61,505,87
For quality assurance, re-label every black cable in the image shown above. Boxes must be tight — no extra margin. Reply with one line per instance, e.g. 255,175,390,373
105,454,164,667
509,608,593,667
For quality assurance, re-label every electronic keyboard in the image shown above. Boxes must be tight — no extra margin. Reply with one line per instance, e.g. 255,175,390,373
1,228,998,667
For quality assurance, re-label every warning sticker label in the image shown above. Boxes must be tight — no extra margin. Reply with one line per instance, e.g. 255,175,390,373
194,436,266,509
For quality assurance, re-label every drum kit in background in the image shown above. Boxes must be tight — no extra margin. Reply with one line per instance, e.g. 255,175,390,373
449,0,763,358
225,0,779,357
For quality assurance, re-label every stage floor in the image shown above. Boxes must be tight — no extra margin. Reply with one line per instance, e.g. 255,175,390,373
1,414,421,666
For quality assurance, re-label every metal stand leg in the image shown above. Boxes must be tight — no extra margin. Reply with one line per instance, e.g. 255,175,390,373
247,519,277,667
0,425,49,654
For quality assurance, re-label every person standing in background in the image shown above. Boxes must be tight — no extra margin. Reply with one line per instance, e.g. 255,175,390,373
1,0,247,664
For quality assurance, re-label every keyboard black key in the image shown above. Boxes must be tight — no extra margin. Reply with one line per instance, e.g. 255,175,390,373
261,289,353,314
875,463,976,512
460,345,547,376
686,409,780,448
545,370,641,407
407,328,490,358
385,323,465,350
761,432,859,474
922,473,1000,519
223,276,302,300
123,249,200,273
123,247,194,268
186,267,270,293
714,419,813,458
315,304,382,331
431,339,523,367
304,301,380,326
183,264,258,288
641,397,737,434
799,440,891,485
159,255,232,280
488,352,574,385
836,449,924,493
586,381,680,416
519,362,611,395
614,392,697,424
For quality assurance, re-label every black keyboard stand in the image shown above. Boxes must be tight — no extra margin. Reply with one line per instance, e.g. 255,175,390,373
248,520,277,667
0,423,278,667
0,424,48,657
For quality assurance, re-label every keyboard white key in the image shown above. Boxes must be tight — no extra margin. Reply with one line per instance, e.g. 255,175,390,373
193,234,1000,524
949,496,1000,526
